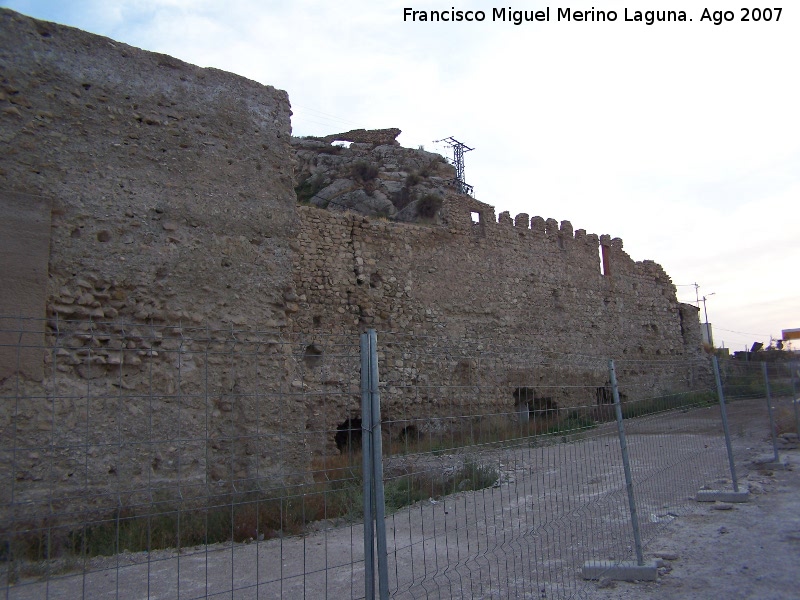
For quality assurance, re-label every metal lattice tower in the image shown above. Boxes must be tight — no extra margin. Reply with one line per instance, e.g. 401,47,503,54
436,136,474,196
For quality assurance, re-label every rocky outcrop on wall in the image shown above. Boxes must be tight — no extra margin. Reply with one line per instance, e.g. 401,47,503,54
292,134,458,222
320,128,402,146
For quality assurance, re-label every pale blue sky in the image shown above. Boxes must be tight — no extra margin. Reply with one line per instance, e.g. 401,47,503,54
3,0,799,350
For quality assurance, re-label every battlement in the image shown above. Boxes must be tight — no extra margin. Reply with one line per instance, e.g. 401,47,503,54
444,197,621,249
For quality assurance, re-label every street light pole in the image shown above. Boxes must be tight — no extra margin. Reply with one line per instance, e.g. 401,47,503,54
701,293,715,347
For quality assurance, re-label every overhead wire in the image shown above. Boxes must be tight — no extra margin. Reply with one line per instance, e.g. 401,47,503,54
292,104,362,128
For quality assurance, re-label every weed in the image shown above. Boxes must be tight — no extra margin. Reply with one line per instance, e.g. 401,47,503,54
295,175,325,204
544,411,596,434
387,411,597,458
351,161,379,182
417,194,442,219
7,453,368,563
619,391,717,419
405,172,421,187
383,459,498,512
722,368,794,400
774,406,798,436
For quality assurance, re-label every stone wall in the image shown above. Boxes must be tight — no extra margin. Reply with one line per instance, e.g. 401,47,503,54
0,9,705,517
1,9,296,328
290,201,704,450
0,9,303,515
320,128,402,145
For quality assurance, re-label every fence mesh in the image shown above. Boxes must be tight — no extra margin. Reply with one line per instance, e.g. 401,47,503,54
1,317,368,599
0,318,795,598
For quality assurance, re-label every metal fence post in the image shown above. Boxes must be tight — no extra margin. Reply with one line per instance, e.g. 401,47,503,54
762,362,780,463
361,332,375,599
792,362,799,437
712,356,739,492
609,359,644,566
368,329,389,599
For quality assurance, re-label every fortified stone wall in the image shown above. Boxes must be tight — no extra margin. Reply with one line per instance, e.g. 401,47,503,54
0,9,704,518
291,201,704,451
0,9,303,517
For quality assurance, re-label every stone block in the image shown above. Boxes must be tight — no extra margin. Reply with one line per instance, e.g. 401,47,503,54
695,490,749,503
582,560,659,582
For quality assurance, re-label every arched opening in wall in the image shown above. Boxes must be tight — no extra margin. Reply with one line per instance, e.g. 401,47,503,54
303,343,324,369
513,386,535,422
513,387,559,420
593,385,616,422
335,418,362,453
470,211,482,224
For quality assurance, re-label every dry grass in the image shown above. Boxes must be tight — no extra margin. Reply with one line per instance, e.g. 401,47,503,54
774,405,799,436
385,411,596,458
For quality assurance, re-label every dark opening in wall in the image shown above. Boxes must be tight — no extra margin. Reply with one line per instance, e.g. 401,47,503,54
313,315,322,327
596,386,613,405
335,418,362,453
369,272,383,289
513,386,535,405
303,343,323,368
513,387,559,418
531,396,558,417
398,425,417,443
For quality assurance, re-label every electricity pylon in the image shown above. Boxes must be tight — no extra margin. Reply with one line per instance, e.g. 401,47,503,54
435,137,474,196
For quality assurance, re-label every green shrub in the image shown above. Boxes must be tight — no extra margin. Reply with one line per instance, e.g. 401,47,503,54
351,161,379,182
405,172,421,187
544,411,596,434
295,175,325,204
417,194,442,219
620,390,717,419
383,459,499,512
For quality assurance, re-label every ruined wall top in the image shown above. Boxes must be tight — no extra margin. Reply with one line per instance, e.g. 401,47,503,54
320,128,402,146
0,7,297,330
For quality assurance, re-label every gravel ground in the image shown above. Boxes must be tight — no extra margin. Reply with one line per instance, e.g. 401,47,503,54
587,439,800,600
3,398,798,599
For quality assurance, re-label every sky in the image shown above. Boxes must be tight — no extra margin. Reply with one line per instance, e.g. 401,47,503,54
3,0,798,352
